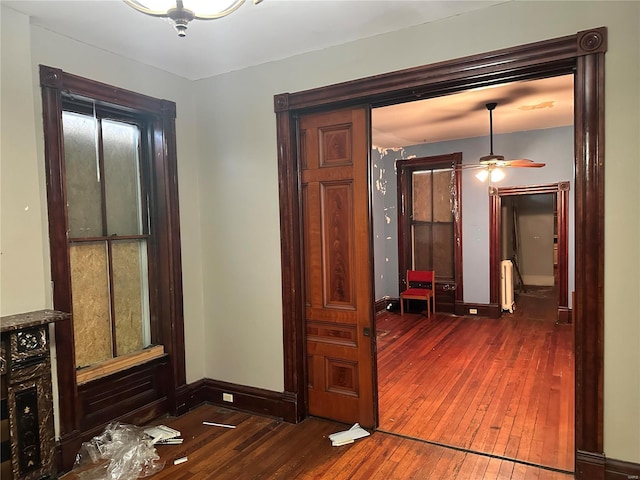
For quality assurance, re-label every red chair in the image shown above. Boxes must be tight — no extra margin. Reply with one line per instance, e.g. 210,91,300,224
400,270,435,317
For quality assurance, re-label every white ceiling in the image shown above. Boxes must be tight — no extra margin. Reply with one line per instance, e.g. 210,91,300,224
372,74,574,148
3,0,574,146
3,0,508,81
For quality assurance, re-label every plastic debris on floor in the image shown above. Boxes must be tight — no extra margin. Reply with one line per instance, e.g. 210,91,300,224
71,422,166,479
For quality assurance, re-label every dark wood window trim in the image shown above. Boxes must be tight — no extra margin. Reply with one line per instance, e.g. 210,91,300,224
396,153,464,310
489,182,571,321
39,65,186,470
275,28,606,479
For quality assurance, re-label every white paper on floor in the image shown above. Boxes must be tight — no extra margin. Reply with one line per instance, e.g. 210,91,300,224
328,423,371,446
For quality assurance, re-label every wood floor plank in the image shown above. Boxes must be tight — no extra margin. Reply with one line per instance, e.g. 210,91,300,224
377,286,574,473
61,404,572,479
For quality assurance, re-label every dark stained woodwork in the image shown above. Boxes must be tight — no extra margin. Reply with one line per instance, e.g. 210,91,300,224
574,30,606,466
604,457,640,480
77,357,169,431
488,182,570,321
299,109,375,426
60,403,574,480
396,153,464,314
185,379,298,422
39,65,186,472
376,287,574,473
275,27,607,480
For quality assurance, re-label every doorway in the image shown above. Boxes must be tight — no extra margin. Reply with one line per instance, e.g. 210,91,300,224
372,131,573,471
275,28,606,480
490,182,571,323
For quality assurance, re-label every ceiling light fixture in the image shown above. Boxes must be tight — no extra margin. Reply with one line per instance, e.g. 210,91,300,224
124,0,263,37
474,166,505,183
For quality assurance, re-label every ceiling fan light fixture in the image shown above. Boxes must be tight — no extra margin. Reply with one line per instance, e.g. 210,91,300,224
124,0,263,36
475,169,489,182
475,166,505,183
490,167,505,182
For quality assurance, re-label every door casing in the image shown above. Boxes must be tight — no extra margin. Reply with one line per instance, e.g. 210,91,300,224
275,28,606,479
489,182,571,322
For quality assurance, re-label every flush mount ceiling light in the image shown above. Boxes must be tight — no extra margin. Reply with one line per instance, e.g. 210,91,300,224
124,0,263,37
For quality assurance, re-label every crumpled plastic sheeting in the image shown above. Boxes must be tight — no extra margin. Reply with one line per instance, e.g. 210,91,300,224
72,422,165,480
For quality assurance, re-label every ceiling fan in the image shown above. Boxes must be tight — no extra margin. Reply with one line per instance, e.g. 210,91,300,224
459,102,546,181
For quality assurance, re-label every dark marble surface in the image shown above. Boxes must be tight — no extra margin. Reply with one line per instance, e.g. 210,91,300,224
0,310,70,333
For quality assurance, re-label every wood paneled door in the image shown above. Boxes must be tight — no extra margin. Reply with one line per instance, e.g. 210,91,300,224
299,108,375,427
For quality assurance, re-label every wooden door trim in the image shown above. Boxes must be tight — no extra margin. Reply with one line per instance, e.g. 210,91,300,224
275,27,606,477
488,182,571,319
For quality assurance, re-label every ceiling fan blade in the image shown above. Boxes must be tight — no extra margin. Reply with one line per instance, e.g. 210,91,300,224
506,158,546,167
456,164,486,170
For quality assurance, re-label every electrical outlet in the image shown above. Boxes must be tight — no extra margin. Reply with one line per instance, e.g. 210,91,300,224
222,393,234,403
469,308,478,315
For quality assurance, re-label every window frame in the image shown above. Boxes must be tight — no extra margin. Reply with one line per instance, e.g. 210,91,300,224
39,65,186,447
396,153,463,301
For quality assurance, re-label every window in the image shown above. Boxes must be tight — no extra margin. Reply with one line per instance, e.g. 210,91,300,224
62,105,151,367
410,168,455,277
40,65,185,393
396,153,463,312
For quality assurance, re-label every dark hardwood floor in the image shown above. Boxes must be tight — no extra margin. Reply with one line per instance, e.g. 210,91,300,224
62,403,572,479
377,286,574,474
59,287,573,479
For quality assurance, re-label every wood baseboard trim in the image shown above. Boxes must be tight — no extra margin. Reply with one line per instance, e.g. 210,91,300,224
454,302,501,319
577,450,606,480
172,383,192,416
55,431,82,475
187,378,298,423
375,297,399,314
578,452,640,480
374,298,387,313
605,457,640,479
557,306,572,324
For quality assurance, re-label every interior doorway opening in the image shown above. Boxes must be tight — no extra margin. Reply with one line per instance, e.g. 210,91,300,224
375,180,574,472
371,86,574,471
490,182,572,323
502,193,555,302
275,27,606,479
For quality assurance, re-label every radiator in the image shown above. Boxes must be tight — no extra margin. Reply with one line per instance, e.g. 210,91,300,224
501,260,515,313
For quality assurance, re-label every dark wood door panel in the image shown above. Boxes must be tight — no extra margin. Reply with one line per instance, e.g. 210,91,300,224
300,108,374,427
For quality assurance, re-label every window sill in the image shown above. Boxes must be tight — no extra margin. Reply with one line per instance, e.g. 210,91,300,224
76,345,165,385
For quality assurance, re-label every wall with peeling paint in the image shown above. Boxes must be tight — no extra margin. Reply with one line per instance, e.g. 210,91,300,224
372,126,574,304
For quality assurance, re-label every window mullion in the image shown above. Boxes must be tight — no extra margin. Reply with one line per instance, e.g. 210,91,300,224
97,119,118,359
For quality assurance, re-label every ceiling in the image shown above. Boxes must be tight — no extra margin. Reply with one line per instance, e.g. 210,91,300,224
372,74,574,148
3,0,574,146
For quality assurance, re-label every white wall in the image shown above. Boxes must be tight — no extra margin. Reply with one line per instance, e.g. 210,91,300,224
1,0,638,465
0,7,48,313
0,5,207,383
